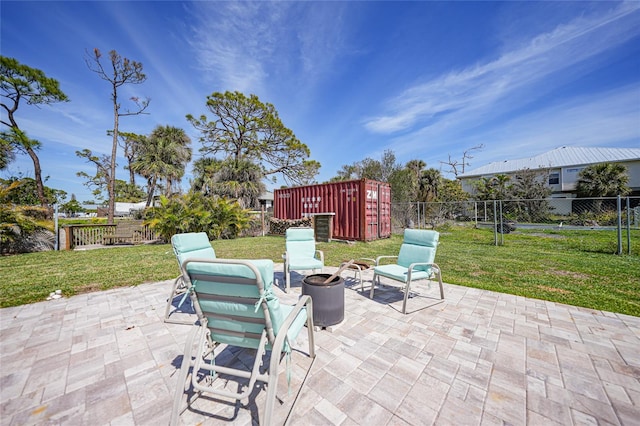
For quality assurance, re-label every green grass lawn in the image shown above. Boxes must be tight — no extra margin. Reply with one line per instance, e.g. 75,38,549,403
1,226,638,316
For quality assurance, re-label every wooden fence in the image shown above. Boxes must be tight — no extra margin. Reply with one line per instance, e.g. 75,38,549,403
61,221,158,250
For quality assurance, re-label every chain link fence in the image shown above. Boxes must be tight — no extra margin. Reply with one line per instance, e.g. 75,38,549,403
393,196,639,255
244,197,639,255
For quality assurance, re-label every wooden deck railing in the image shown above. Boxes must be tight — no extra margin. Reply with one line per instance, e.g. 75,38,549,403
61,222,158,250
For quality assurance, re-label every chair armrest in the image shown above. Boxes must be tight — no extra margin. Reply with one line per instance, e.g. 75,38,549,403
375,255,398,266
315,250,324,263
270,295,313,356
407,262,440,275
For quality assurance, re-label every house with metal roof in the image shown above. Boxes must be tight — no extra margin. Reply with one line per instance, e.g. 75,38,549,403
457,146,640,197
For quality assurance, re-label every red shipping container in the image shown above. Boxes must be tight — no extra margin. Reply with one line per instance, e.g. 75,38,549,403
274,179,391,241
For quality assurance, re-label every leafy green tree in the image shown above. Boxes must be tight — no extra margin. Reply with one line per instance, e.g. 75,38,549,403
387,168,414,203
1,56,68,208
61,197,84,217
330,164,360,182
0,177,65,206
85,48,149,224
76,149,111,203
437,179,469,202
111,131,147,186
130,125,192,207
187,91,319,185
332,150,400,183
0,139,14,170
114,179,145,202
576,163,631,197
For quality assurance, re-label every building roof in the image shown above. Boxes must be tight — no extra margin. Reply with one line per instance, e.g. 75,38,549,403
459,146,640,178
259,190,274,201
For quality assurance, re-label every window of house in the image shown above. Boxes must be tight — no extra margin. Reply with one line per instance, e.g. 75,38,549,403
548,173,560,185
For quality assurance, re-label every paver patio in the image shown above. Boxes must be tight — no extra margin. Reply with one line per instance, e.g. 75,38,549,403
1,265,639,425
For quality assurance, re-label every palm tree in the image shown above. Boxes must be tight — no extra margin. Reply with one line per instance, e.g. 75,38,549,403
209,159,265,209
405,159,426,200
576,163,630,197
492,174,512,200
406,159,426,179
418,168,442,202
191,157,221,195
131,125,192,207
192,157,266,209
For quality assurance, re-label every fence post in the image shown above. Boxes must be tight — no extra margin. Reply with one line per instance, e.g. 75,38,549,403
626,197,631,255
54,203,59,251
474,202,478,227
499,200,505,246
616,195,623,255
493,200,498,246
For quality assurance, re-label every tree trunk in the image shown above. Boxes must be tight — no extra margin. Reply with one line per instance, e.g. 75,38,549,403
146,179,156,207
129,165,136,186
108,85,119,225
25,145,49,213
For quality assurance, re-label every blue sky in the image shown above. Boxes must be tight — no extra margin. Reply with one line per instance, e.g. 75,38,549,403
2,1,639,203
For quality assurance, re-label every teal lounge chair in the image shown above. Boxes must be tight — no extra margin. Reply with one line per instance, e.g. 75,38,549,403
170,257,316,425
164,232,216,324
283,227,324,293
371,229,444,314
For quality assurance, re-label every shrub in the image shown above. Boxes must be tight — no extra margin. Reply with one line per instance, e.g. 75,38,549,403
143,192,250,241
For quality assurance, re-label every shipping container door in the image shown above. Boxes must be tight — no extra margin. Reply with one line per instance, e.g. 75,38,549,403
363,180,379,241
378,183,392,238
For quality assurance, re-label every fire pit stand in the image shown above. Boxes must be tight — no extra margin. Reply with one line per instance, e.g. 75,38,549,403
341,258,375,291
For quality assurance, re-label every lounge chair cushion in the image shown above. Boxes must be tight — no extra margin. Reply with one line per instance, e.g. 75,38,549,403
286,228,323,269
374,264,433,283
396,229,438,272
172,232,216,264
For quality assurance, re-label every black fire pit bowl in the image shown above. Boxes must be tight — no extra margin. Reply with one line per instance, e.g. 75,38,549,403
302,274,344,327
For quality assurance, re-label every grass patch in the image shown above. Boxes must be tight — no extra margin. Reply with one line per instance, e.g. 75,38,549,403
1,226,638,316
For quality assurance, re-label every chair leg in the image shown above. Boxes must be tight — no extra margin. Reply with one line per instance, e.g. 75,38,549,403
265,305,317,425
370,273,377,299
285,264,291,293
170,325,201,426
402,280,412,315
164,276,193,325
434,264,445,299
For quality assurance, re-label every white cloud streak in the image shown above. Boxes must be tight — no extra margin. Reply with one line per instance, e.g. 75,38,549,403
364,2,640,135
186,2,350,95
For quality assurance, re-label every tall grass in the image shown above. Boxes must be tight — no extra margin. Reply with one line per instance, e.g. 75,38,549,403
1,226,638,316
